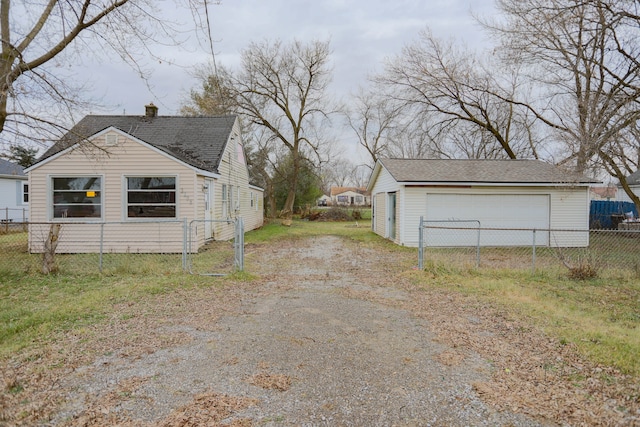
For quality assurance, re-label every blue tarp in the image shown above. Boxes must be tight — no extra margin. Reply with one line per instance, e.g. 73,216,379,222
590,200,639,229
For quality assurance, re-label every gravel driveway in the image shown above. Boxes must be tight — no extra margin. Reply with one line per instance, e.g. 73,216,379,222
4,234,637,426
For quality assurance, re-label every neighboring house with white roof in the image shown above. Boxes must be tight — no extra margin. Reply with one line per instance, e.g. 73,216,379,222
0,158,28,222
26,104,263,253
367,158,598,248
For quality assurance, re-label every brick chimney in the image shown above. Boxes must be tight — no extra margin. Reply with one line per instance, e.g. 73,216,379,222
145,102,158,118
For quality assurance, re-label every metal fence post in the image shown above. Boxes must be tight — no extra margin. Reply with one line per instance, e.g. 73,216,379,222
182,217,188,271
418,216,424,269
532,228,536,274
99,222,104,273
475,220,481,268
235,218,244,272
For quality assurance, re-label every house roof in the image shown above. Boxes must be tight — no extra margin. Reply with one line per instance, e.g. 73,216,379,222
375,158,597,186
330,186,368,196
626,169,640,186
0,158,26,177
34,114,238,174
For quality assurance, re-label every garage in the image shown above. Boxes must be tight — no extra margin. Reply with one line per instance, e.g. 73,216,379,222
366,158,597,248
424,193,550,246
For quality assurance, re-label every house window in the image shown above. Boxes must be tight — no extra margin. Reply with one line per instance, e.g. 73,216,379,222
126,177,176,218
22,182,29,204
337,195,348,204
355,195,363,204
52,177,102,219
250,191,254,208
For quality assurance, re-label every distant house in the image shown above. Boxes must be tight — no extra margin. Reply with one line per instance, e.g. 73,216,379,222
590,185,617,201
367,158,597,248
330,187,370,206
0,158,28,221
317,193,331,206
26,105,263,253
617,170,640,204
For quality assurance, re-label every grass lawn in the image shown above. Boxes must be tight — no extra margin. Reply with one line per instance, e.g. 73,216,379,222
1,218,638,379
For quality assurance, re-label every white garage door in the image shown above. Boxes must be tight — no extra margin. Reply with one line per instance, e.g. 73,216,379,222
424,193,550,246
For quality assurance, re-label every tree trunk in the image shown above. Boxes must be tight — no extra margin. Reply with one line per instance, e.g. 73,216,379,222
42,223,61,274
281,153,300,220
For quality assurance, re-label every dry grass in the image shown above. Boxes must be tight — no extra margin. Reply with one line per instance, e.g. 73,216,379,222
247,372,292,391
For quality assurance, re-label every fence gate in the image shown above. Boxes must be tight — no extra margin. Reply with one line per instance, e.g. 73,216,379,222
187,218,244,276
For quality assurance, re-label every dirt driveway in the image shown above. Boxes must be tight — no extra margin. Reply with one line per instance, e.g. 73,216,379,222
2,235,638,426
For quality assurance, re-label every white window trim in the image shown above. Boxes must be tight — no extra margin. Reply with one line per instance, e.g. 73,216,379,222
123,175,179,221
49,174,104,222
22,181,29,205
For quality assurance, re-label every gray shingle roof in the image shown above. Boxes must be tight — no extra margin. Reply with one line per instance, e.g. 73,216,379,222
37,115,237,174
0,158,25,176
378,158,597,184
626,169,640,185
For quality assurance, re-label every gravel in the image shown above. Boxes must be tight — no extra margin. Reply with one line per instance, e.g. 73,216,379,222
47,235,552,426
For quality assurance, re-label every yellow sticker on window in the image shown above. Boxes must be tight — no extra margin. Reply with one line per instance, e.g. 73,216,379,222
86,191,96,197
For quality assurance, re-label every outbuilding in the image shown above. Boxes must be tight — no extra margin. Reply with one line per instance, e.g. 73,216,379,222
367,158,597,248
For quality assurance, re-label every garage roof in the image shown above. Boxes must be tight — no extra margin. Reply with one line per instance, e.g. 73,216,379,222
377,158,597,185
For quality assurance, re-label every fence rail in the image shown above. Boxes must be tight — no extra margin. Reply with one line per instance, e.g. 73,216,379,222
0,219,244,275
418,217,640,276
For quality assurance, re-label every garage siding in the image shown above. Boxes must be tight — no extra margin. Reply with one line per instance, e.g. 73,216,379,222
401,186,590,247
369,166,400,239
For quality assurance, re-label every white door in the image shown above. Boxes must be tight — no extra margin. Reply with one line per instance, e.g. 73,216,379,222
425,193,550,246
387,192,396,240
204,179,214,239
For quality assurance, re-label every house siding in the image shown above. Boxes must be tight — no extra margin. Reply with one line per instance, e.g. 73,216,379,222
0,176,27,221
215,121,252,241
29,132,196,253
617,186,640,203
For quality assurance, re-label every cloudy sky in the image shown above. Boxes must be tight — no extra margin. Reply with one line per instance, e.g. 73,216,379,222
78,0,495,162
89,0,495,116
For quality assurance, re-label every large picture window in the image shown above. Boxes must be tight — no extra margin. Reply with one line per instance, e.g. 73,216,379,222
127,177,176,218
52,177,102,219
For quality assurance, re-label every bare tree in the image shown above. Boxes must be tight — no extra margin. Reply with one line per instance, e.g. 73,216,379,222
344,87,404,167
180,68,236,116
221,39,335,219
0,0,197,150
379,30,541,161
484,0,640,206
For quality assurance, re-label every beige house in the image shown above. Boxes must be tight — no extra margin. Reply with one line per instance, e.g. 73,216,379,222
367,158,597,248
26,105,263,253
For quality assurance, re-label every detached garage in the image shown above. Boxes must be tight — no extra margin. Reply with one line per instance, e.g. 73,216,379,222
367,158,597,248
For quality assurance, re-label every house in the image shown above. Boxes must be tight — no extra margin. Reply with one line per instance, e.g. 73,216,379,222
590,185,617,201
367,158,598,248
0,158,28,221
317,193,331,206
25,104,263,253
617,169,640,204
330,186,370,206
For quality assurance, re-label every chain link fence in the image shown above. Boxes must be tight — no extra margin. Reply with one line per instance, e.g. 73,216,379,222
0,219,244,276
418,218,640,277
0,207,28,232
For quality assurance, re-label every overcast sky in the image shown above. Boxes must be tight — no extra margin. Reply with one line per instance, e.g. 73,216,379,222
81,1,495,162
88,0,495,116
